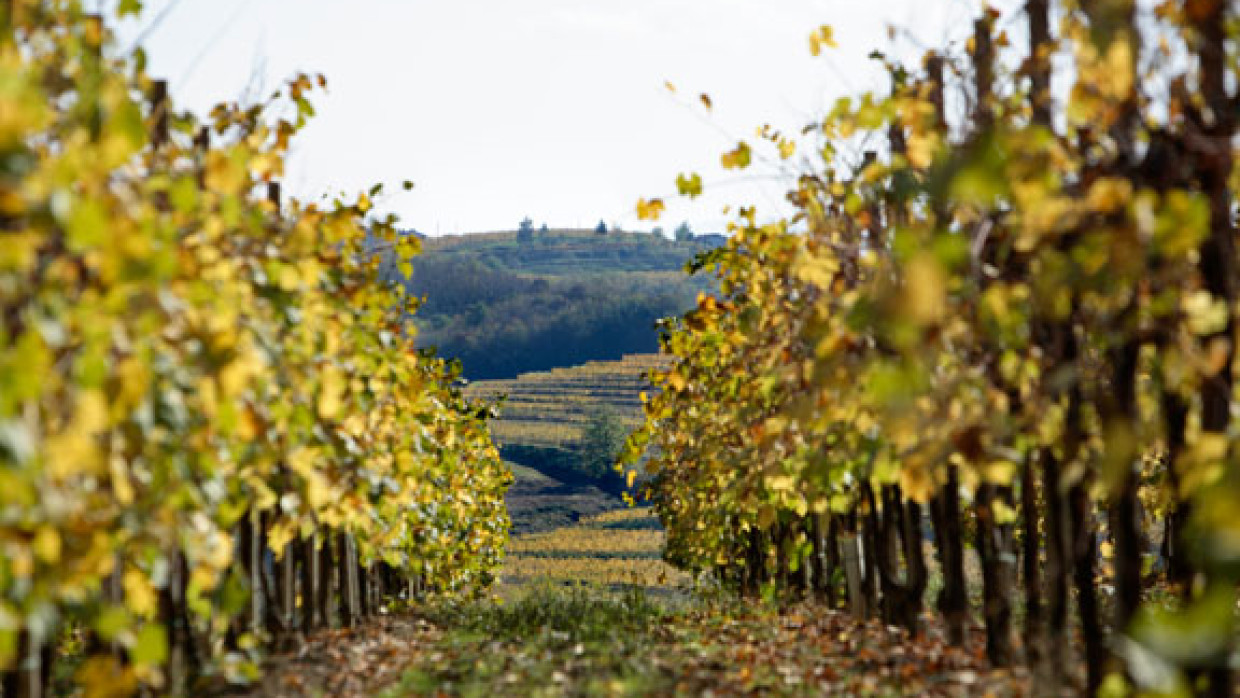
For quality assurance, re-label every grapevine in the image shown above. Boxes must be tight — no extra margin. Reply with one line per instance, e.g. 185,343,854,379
0,4,510,695
627,0,1240,693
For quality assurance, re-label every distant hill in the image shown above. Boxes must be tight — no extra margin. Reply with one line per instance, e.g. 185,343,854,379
398,228,720,379
418,228,720,275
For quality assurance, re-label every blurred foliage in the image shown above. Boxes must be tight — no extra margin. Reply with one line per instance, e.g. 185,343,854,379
0,1,509,693
623,1,1240,692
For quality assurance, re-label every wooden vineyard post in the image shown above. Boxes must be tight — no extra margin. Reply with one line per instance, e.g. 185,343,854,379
336,534,355,628
149,75,198,692
318,535,334,628
824,515,841,608
357,560,370,619
859,490,880,619
148,79,169,149
235,512,258,640
1019,451,1044,677
267,181,282,212
280,548,294,639
966,15,1017,668
256,513,267,637
1188,1,1237,694
840,509,867,621
348,538,362,622
1082,0,1146,663
1017,7,1049,673
300,535,317,633
194,125,210,187
1,632,53,698
918,51,970,650
259,512,282,639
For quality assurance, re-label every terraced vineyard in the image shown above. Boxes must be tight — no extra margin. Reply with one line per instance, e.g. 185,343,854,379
500,509,692,590
504,462,624,535
466,353,670,449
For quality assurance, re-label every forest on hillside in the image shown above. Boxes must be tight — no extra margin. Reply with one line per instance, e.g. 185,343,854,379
395,231,719,378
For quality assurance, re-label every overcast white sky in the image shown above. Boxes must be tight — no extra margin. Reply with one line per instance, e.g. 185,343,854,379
112,0,1022,235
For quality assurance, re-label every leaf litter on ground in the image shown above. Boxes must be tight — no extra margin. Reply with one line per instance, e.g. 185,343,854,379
239,585,1032,697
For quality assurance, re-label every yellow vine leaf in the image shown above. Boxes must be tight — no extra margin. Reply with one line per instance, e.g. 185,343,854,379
666,371,687,392
76,657,137,698
792,254,839,289
636,198,665,221
317,365,347,418
903,254,947,326
676,172,703,198
32,527,61,565
122,570,158,619
809,25,838,56
721,142,752,170
906,131,938,170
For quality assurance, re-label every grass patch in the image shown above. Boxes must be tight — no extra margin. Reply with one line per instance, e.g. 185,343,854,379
441,583,663,646
383,585,674,698
377,585,1020,698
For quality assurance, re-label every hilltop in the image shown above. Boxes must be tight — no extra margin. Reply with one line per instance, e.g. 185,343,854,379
418,227,726,275
398,228,721,379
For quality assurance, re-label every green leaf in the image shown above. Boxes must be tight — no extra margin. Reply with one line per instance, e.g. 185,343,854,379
66,199,108,250
220,569,251,616
93,607,131,642
676,173,703,198
133,624,168,667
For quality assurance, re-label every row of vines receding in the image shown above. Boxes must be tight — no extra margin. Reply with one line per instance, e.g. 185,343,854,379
626,0,1240,695
0,3,511,696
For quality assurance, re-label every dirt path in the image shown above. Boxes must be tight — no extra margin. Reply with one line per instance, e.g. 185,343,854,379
232,615,441,698
235,508,1037,697
240,587,1031,698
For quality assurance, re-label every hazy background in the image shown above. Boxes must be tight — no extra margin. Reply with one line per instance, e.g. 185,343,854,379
110,0,1020,235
